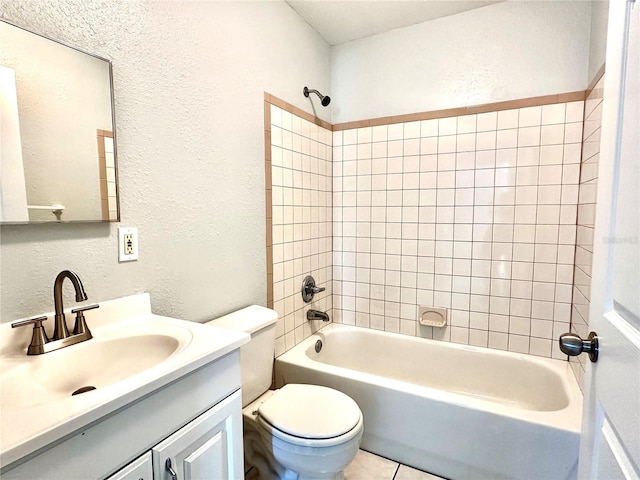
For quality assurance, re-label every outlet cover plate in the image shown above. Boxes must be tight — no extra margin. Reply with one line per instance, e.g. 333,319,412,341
118,227,138,262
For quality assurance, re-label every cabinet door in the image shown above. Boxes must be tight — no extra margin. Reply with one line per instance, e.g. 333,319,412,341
105,452,153,480
152,390,243,480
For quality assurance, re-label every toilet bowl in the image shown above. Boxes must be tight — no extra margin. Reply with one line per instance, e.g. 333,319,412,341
243,384,363,480
207,306,363,479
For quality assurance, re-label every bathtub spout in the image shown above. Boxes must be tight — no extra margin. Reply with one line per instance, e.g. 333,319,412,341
307,309,330,322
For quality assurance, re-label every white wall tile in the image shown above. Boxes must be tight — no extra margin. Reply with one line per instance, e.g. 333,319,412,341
473,150,494,170
388,123,404,141
519,106,542,127
457,115,477,134
508,334,530,354
439,117,457,136
324,100,583,360
497,109,519,130
541,103,566,125
541,124,565,145
496,148,517,168
565,101,584,122
518,126,541,147
404,121,421,139
372,125,388,142
497,129,518,149
438,135,457,153
420,119,438,137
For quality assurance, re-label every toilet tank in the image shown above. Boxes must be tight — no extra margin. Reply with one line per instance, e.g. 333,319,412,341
206,305,277,407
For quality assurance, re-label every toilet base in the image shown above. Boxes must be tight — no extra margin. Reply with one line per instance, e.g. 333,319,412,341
244,422,349,480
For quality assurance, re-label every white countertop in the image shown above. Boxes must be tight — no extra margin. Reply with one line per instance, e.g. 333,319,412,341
0,293,249,467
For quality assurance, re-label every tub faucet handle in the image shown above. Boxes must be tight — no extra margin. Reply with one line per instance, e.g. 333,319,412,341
301,275,325,303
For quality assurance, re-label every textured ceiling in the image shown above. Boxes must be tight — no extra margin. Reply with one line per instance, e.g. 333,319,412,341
286,0,505,45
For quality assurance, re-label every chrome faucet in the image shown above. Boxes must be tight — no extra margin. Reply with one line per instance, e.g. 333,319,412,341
307,309,330,322
53,270,88,340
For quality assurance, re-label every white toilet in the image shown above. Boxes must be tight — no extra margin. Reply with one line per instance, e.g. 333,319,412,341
208,305,363,480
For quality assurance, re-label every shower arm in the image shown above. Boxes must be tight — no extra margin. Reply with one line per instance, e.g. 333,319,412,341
303,86,331,107
304,87,321,97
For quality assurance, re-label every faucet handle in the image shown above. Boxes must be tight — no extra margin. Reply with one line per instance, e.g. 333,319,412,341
11,316,49,355
11,315,48,329
71,304,98,337
301,276,326,303
71,304,100,314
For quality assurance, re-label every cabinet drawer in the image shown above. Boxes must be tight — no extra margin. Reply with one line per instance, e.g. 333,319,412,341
106,452,153,480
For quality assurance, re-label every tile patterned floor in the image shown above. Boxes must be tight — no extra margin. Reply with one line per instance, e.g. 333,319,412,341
245,448,446,479
344,449,445,480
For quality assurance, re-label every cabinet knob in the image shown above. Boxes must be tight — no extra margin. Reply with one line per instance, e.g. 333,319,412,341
165,458,178,480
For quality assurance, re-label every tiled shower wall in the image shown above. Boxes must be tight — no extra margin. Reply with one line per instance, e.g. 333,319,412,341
265,97,333,357
570,75,604,388
332,101,585,359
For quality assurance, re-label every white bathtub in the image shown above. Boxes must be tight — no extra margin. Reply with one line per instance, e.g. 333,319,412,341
275,324,582,480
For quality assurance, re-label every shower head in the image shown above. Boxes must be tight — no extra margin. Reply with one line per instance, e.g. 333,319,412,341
303,86,331,107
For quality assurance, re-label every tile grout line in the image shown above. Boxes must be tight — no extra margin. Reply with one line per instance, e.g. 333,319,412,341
391,462,401,480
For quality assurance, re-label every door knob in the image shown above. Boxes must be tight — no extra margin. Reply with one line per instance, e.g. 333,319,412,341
559,331,599,362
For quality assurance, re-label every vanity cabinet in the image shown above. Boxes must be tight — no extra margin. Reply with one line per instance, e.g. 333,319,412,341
106,452,153,480
152,391,241,480
2,351,243,480
106,390,241,480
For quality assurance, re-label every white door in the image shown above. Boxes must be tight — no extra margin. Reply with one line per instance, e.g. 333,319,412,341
577,1,640,478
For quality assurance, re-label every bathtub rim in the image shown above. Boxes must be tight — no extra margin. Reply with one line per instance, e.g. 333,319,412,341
276,323,583,434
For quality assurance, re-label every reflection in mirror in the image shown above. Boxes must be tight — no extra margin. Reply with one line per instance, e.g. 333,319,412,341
0,20,119,224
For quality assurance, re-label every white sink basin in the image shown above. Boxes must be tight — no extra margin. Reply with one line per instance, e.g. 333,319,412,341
0,293,250,468
1,331,187,409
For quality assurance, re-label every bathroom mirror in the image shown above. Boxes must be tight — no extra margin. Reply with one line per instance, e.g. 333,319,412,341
0,20,119,224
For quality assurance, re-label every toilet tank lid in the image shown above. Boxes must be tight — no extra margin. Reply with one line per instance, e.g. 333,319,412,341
207,305,277,334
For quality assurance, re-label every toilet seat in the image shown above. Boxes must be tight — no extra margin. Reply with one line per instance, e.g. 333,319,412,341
254,384,363,447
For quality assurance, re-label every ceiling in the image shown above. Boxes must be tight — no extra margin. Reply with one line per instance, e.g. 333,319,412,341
286,1,505,46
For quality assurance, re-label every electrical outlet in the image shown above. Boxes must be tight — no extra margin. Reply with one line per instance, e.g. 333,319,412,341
124,233,135,254
118,227,138,262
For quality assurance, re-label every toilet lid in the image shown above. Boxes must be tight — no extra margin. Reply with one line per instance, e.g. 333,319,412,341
258,384,361,439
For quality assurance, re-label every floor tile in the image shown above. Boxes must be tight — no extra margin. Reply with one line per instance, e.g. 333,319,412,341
344,449,399,480
394,464,445,480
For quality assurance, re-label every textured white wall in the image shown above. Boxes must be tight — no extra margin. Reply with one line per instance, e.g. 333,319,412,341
0,1,331,322
588,0,609,82
330,1,591,124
